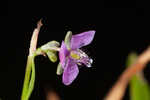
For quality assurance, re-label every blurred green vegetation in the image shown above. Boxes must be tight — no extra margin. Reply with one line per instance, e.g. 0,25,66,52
126,52,150,100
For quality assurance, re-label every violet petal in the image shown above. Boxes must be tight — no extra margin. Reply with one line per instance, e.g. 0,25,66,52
59,41,69,68
62,58,79,85
71,30,95,49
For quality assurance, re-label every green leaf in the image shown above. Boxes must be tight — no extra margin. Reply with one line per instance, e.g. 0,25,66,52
130,74,150,100
56,62,64,75
126,52,150,100
46,51,58,62
64,31,72,50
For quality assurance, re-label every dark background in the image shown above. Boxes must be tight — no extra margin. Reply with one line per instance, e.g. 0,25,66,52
0,0,149,100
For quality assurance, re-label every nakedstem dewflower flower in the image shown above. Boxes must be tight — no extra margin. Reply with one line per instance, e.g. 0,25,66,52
59,31,96,85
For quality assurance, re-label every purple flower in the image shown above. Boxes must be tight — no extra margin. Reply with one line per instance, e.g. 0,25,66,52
59,31,95,85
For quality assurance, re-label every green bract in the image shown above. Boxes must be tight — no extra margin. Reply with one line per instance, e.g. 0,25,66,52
46,50,57,62
41,41,60,51
56,62,64,75
64,31,72,50
40,41,60,62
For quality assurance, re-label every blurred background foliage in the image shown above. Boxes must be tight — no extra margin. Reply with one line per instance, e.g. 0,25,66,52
127,53,150,100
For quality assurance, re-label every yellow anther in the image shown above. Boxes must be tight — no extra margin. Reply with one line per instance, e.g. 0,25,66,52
70,52,80,60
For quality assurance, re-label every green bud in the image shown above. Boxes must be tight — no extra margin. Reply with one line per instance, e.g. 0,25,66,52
56,62,63,75
64,31,72,50
46,51,57,63
41,41,60,51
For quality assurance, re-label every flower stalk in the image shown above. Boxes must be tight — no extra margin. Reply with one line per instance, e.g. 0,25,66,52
21,20,42,100
21,55,35,100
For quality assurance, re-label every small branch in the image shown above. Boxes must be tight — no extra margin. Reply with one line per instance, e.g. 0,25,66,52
104,47,150,100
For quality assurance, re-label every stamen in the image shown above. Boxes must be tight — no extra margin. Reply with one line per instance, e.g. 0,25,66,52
87,63,91,67
86,58,93,67
70,51,80,60
70,49,93,67
90,58,93,64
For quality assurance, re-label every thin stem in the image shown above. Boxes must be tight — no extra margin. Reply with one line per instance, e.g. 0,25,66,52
104,47,150,100
21,56,33,100
21,20,43,100
26,56,35,100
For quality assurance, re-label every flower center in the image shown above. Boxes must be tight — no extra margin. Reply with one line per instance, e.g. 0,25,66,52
70,49,93,67
70,51,80,60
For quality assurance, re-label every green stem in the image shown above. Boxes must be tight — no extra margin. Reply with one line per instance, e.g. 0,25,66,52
26,55,35,100
21,20,43,100
21,55,34,100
